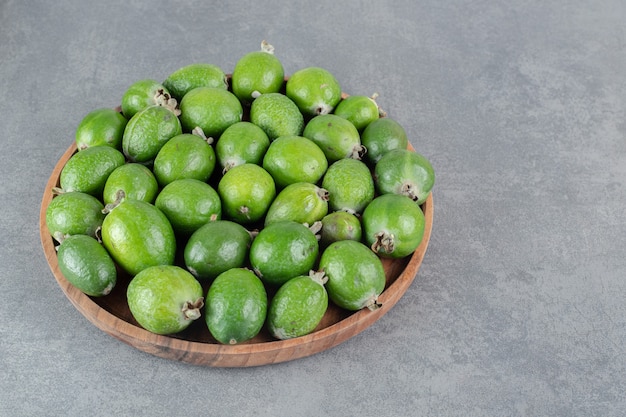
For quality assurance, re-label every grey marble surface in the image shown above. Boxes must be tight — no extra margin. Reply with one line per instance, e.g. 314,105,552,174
2,0,625,415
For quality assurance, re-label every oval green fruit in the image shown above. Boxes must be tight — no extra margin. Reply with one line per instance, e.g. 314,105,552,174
122,105,182,163
374,148,435,205
56,234,117,297
46,191,105,242
205,268,267,345
121,79,174,119
215,121,270,173
59,146,125,198
127,265,204,335
360,117,408,165
302,114,364,162
101,197,176,276
286,66,342,116
249,92,304,140
162,63,228,100
267,271,328,340
184,220,252,281
155,178,221,235
320,211,362,246
152,133,216,187
179,87,243,138
262,135,328,189
250,221,319,286
264,182,329,226
333,94,382,132
319,240,386,311
232,41,284,104
103,163,158,205
322,158,374,214
217,163,276,224
361,193,425,258
75,108,128,151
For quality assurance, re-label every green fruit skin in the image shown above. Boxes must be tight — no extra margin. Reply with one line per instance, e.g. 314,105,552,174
360,118,408,165
333,95,380,132
121,79,170,119
155,178,221,235
179,87,243,138
249,92,304,140
152,133,216,187
46,191,105,241
250,221,319,286
320,211,362,246
302,114,363,162
103,163,159,205
184,220,251,281
286,66,342,116
322,158,374,214
262,135,328,189
56,234,117,297
362,193,425,259
268,274,328,340
217,164,276,224
75,108,128,151
216,122,270,172
232,50,284,104
264,182,329,226
59,146,125,198
374,148,435,205
122,105,182,163
319,240,386,311
127,265,204,335
162,63,228,100
205,268,267,344
101,198,176,276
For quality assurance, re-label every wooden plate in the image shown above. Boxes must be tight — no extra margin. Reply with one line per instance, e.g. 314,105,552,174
40,140,433,368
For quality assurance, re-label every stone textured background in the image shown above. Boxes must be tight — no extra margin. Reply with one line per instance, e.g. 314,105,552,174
1,0,625,415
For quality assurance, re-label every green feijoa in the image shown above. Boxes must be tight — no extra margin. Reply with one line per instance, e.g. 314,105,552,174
250,221,319,286
162,63,228,101
320,211,362,246
232,41,285,104
374,148,435,205
215,122,270,173
122,105,182,163
127,265,204,335
205,268,267,345
121,79,176,119
362,193,425,259
152,133,216,187
286,66,342,117
101,197,176,276
264,182,329,226
319,240,386,311
179,87,243,138
75,108,128,151
262,135,328,189
302,114,365,162
360,117,408,165
59,146,125,198
217,163,276,224
155,179,221,236
184,220,252,281
249,92,304,140
322,158,374,214
268,271,328,340
56,234,117,297
333,94,383,132
103,163,158,205
45,191,105,242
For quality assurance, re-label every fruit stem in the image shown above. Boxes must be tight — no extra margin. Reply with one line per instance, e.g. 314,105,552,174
51,187,66,196
400,182,420,202
261,40,275,54
182,297,205,321
191,126,214,145
317,187,330,202
309,270,329,285
350,144,367,160
154,89,181,116
102,190,125,214
371,231,395,255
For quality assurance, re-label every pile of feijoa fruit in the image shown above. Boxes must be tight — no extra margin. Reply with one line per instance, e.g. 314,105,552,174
45,41,435,344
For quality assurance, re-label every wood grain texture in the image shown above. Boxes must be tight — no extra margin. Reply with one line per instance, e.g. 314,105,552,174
40,140,433,368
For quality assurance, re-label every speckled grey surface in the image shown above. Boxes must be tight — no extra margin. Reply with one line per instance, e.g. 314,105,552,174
1,0,625,415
